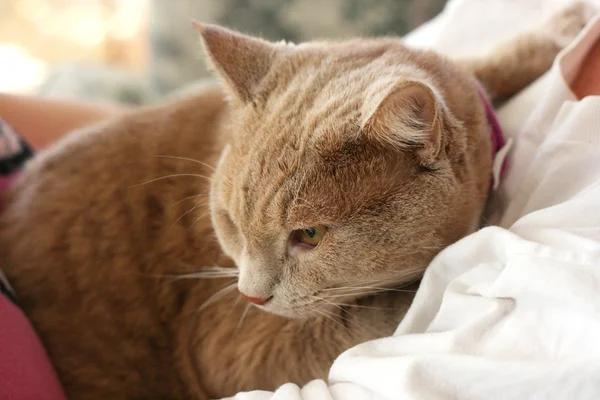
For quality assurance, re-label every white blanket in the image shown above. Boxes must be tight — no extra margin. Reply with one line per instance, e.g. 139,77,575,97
226,1,600,398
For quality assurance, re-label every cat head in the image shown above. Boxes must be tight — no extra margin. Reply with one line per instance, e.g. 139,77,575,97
198,23,493,318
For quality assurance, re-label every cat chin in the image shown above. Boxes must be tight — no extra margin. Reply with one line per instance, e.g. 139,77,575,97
259,305,308,320
259,302,338,321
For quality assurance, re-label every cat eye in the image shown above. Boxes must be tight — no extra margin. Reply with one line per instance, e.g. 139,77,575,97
292,225,328,248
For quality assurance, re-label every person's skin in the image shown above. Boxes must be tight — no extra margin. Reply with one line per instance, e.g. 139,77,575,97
0,94,125,149
572,37,600,98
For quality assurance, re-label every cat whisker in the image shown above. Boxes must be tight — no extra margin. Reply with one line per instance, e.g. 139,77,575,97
171,191,209,207
144,273,237,281
327,288,417,296
168,266,239,281
194,266,238,273
226,294,243,320
333,273,422,291
196,281,238,313
409,245,447,251
162,262,237,273
149,155,233,186
308,305,350,333
152,154,217,172
335,303,404,310
190,210,212,230
368,275,422,289
309,295,346,312
236,303,252,333
310,295,361,323
131,173,214,188
322,286,418,293
170,272,239,280
312,292,391,338
169,200,209,232
324,288,417,299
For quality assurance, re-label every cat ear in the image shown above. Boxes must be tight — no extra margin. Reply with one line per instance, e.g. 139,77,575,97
193,22,277,103
362,82,443,164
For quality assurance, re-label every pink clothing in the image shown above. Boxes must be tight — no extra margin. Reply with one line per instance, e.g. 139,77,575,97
0,294,66,400
0,118,66,400
0,175,18,210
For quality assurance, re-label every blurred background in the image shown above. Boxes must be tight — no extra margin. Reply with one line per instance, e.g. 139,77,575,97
0,0,447,105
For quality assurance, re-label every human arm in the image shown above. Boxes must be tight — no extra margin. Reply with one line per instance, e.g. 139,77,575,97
0,93,126,149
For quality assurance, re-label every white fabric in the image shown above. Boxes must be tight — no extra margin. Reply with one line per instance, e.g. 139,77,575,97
224,1,600,399
404,0,600,54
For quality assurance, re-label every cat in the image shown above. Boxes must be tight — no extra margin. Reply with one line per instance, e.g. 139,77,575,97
0,3,592,399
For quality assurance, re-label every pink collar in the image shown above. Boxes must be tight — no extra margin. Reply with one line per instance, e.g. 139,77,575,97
477,88,508,188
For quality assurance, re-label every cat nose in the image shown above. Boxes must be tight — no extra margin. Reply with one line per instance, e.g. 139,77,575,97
238,289,269,305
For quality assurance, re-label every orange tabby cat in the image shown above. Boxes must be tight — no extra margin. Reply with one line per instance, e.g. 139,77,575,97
0,4,592,399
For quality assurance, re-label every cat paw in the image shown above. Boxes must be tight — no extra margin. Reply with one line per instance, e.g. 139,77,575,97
541,2,597,48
